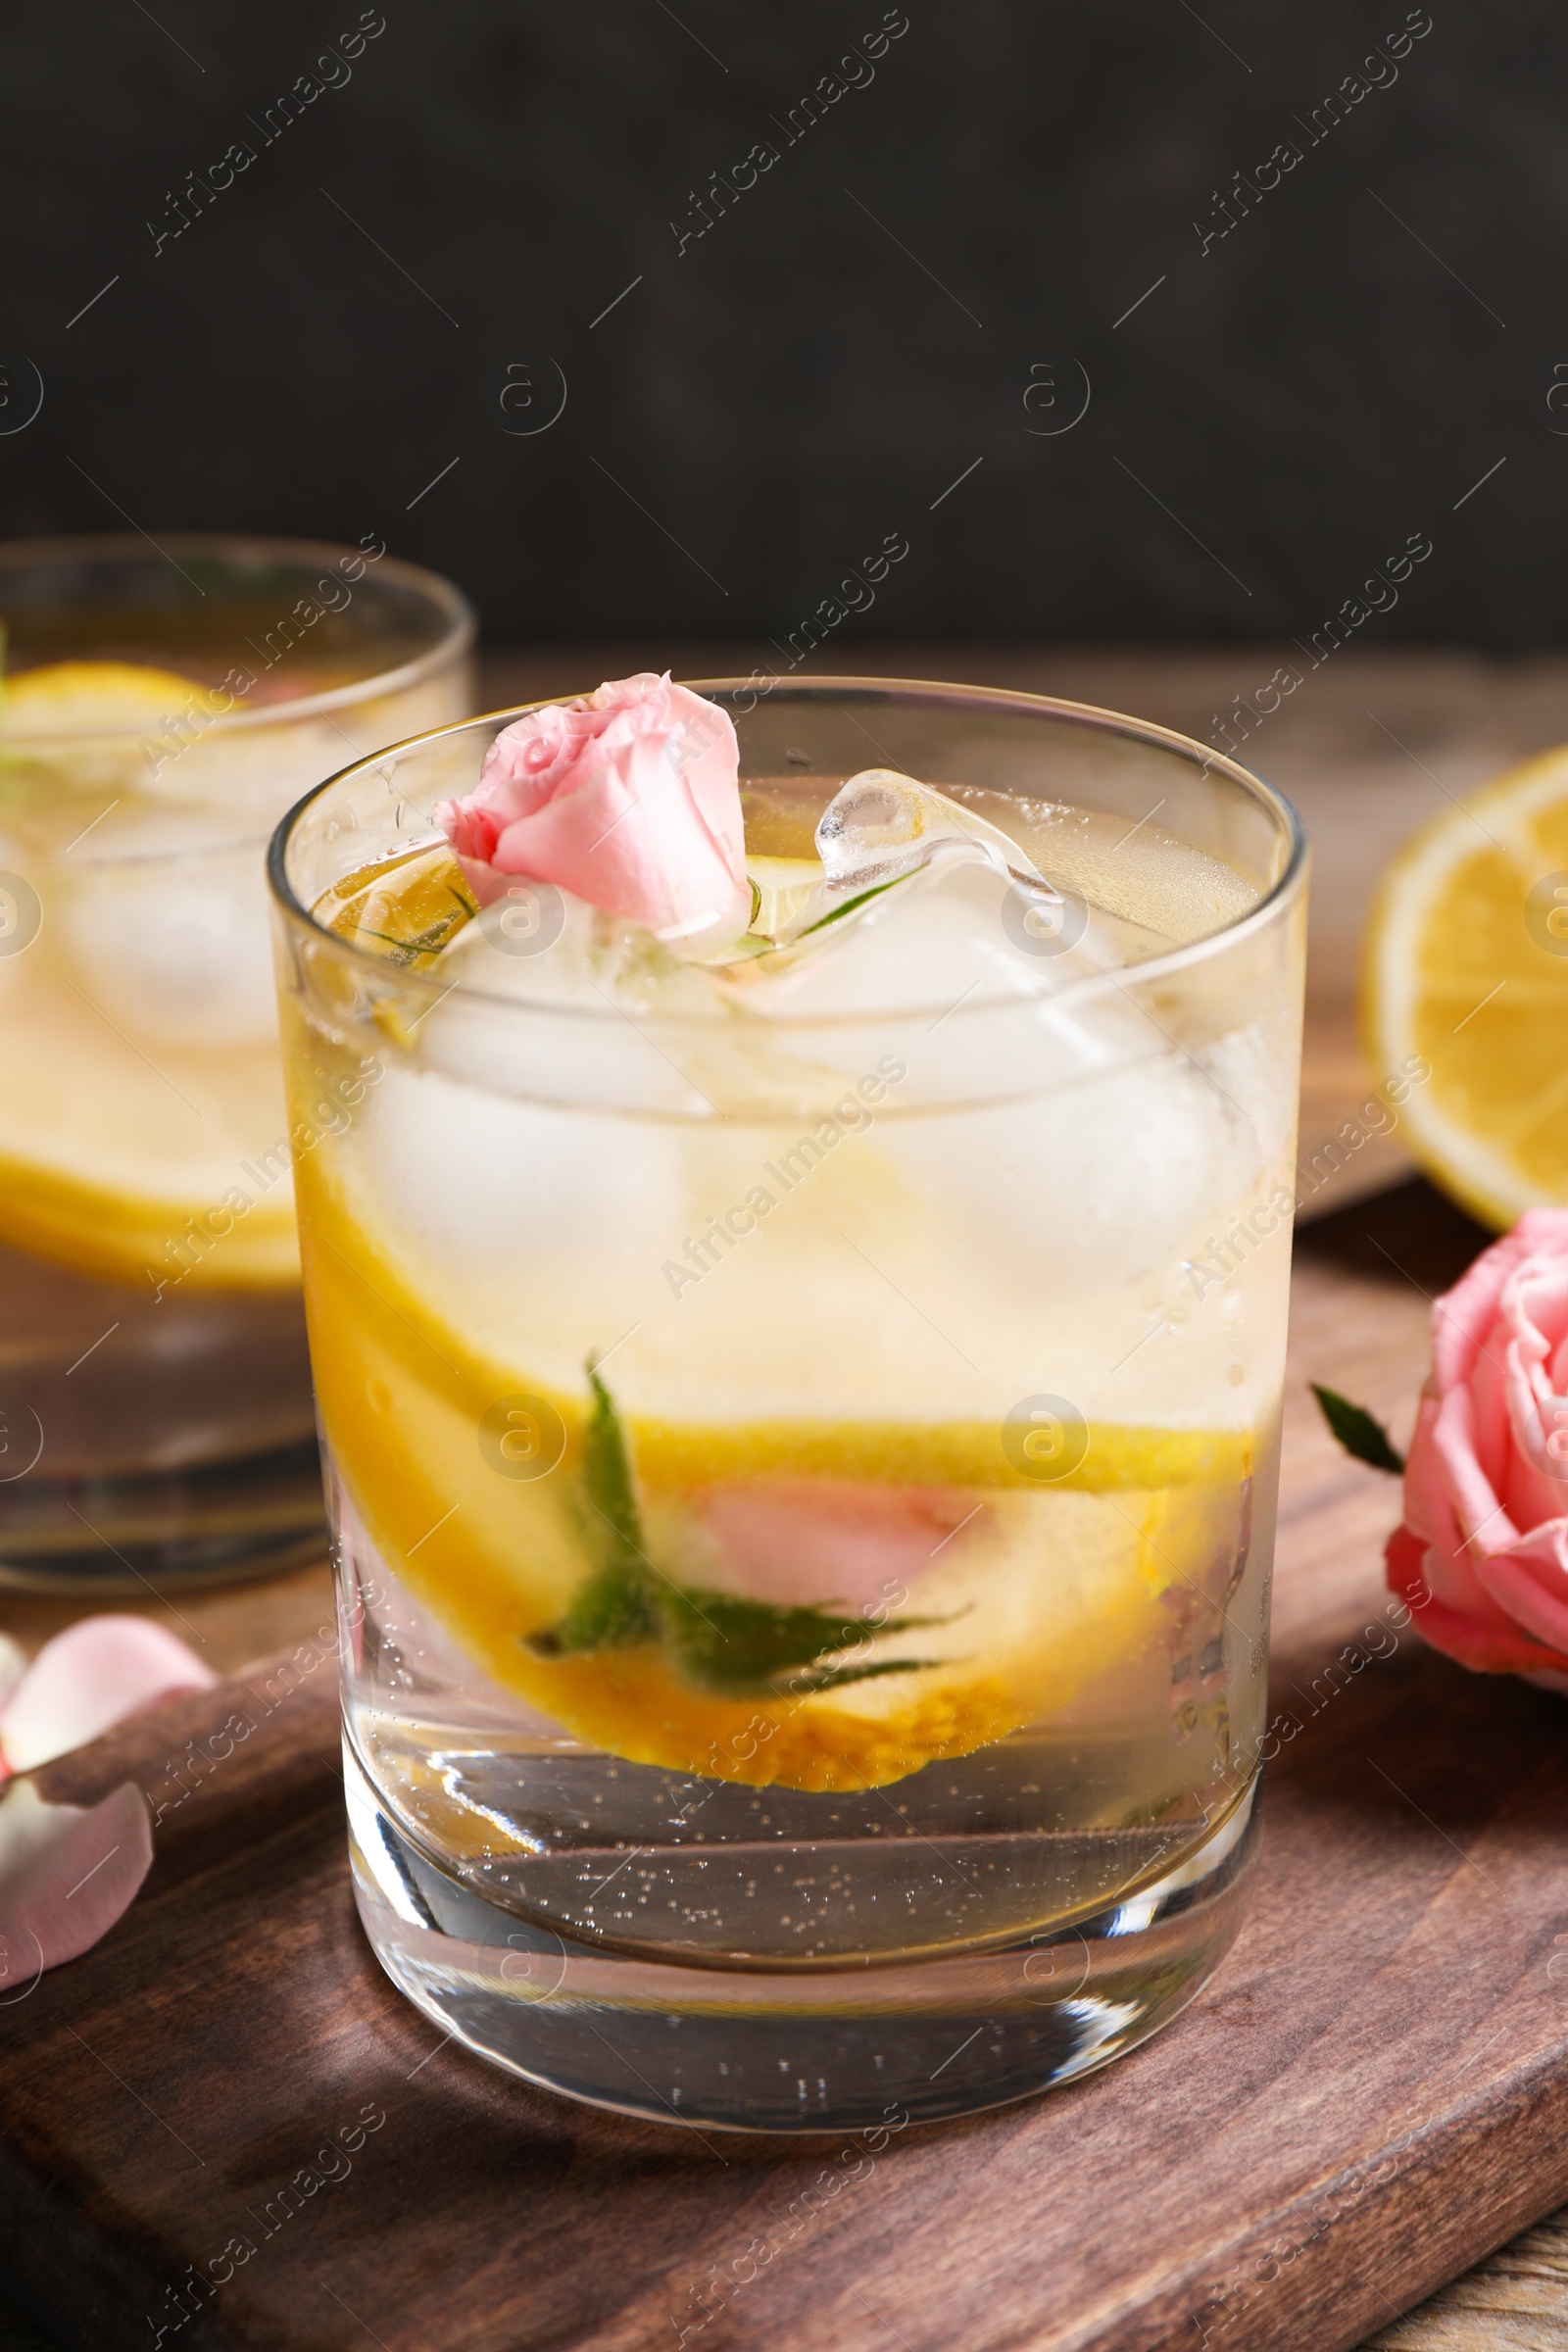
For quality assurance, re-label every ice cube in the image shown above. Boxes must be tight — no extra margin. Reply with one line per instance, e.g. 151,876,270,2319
434,888,721,1018
815,767,1044,893
734,855,1124,1029
59,848,278,1049
886,1048,1263,1298
695,768,1115,1014
415,767,1142,1118
415,889,734,1114
348,1059,686,1376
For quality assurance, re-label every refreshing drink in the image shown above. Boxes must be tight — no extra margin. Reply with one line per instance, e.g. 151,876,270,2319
272,678,1306,2129
0,536,472,1589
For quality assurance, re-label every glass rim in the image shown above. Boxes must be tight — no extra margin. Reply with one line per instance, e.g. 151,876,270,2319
268,674,1308,1032
0,530,475,743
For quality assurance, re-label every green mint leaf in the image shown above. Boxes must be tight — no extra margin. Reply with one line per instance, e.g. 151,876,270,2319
353,907,472,966
776,1656,948,1696
524,1367,950,1690
523,1559,656,1656
523,1363,657,1657
655,1584,945,1696
583,1362,646,1566
796,872,908,939
1310,1383,1404,1474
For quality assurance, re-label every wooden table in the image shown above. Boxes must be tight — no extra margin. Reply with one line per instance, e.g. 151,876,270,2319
4,644,1567,2350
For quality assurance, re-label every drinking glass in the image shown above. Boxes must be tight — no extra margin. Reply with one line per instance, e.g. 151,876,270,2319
0,535,473,1591
270,679,1306,2131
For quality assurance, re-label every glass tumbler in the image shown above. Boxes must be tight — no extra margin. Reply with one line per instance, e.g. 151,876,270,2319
0,534,473,1591
270,679,1306,2131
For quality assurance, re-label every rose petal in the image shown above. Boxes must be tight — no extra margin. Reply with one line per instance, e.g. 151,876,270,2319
0,1636,24,1715
0,1779,153,1978
1499,1417,1568,1537
1510,1259,1568,1373
688,1480,984,1612
472,695,615,821
1473,1519,1568,1658
0,1617,217,1775
1431,1383,1510,1544
1400,1390,1516,1630
1385,1524,1568,1676
1430,1218,1544,1391
1465,1315,1513,1494
1497,1255,1568,1525
1430,1386,1526,1581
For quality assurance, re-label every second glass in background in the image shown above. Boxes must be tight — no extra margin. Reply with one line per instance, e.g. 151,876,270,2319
0,534,473,1590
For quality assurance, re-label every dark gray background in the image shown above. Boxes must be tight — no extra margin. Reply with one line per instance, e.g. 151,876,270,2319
1,0,1559,646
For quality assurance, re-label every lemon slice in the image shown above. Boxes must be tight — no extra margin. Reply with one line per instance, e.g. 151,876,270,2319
317,842,477,968
0,661,225,732
0,988,299,1287
297,1140,1250,1789
0,1147,298,1289
1364,745,1568,1228
322,845,832,970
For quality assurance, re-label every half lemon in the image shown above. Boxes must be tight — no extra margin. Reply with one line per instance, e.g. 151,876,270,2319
1364,744,1568,1229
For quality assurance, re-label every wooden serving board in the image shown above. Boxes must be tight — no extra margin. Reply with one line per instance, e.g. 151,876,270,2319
4,1178,1568,2352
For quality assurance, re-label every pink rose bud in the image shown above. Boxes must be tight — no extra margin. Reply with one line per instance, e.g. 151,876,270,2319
436,672,750,940
1388,1206,1568,1683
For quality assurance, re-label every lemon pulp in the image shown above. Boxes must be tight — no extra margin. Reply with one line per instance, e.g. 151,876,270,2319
1365,744,1568,1227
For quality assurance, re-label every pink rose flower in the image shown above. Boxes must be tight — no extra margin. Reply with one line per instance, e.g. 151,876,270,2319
436,672,749,940
1388,1207,1568,1684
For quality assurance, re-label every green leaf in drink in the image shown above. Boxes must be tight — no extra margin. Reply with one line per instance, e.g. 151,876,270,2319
655,1583,947,1697
524,1364,950,1690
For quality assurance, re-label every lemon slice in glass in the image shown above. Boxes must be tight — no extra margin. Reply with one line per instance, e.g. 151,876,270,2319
300,1164,1250,1788
0,661,296,1287
0,660,225,731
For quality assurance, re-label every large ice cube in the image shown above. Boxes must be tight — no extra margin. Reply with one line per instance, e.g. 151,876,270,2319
415,891,735,1114
347,1060,686,1378
59,848,277,1049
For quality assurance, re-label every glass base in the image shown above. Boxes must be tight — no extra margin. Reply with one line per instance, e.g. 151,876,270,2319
345,1739,1260,2132
0,1237,324,1591
0,1437,327,1592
